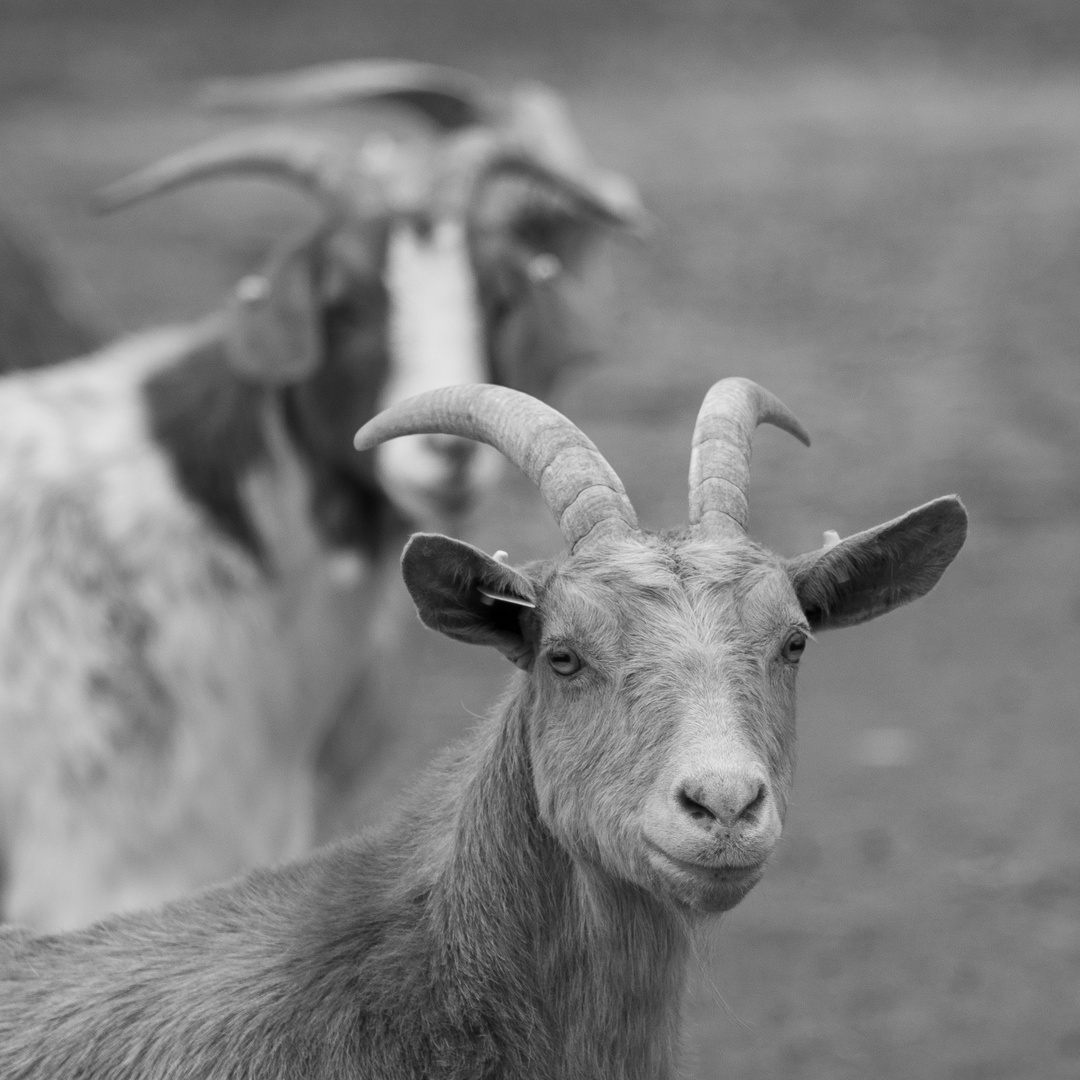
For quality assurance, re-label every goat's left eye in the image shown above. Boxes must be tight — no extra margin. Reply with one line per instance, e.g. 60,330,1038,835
547,647,582,677
781,631,808,663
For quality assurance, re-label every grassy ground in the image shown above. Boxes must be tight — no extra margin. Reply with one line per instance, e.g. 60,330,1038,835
1,5,1078,1077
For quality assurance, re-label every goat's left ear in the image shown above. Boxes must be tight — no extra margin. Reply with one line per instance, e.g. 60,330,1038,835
401,534,538,667
224,242,321,385
785,495,968,631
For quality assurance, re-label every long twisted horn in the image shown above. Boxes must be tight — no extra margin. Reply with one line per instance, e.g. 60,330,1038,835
354,385,638,551
92,129,382,219
688,377,810,537
199,59,490,132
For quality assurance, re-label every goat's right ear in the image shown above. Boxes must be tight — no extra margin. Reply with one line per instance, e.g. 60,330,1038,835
401,534,538,668
224,243,321,385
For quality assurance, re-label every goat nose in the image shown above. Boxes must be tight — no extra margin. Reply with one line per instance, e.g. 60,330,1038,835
675,771,769,832
422,433,477,467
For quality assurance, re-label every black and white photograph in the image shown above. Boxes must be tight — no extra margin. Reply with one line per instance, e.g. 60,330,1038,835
0,2,1076,1077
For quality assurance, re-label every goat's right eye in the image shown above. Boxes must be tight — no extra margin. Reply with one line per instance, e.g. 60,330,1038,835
547,648,582,677
781,631,808,663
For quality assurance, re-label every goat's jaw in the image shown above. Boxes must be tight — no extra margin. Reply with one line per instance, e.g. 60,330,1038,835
640,840,771,914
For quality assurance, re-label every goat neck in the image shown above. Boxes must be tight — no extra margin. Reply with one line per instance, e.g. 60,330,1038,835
427,681,691,1079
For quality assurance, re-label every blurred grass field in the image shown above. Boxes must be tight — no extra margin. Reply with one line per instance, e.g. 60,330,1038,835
1,3,1078,1077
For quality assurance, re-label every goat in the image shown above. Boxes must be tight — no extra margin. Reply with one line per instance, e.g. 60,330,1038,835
0,62,642,932
195,57,649,521
0,379,967,1079
0,211,101,369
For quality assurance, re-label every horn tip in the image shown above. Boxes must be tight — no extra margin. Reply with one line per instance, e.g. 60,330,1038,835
353,422,380,452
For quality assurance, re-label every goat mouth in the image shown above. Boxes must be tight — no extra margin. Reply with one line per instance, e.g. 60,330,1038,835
644,840,767,908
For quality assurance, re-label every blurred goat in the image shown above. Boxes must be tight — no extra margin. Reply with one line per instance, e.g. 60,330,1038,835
0,379,967,1079
0,61,643,931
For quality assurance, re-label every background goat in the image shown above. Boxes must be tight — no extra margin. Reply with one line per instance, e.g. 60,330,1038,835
0,379,967,1079
0,61,643,932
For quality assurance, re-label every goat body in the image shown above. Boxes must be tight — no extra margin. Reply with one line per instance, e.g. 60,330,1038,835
0,65,642,931
0,324,403,930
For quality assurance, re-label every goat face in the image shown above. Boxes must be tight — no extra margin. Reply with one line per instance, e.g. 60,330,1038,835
180,63,646,528
98,130,635,533
358,381,968,917
368,171,626,526
526,537,801,913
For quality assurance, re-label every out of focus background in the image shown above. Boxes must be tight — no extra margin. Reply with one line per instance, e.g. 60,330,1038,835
2,1,1078,1076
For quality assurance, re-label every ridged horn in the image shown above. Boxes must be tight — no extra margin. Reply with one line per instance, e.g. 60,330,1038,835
354,385,639,551
92,129,381,219
688,377,811,537
199,59,491,132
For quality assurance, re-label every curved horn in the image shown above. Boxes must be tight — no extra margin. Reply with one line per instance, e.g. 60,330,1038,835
92,129,380,219
199,59,491,132
688,377,811,537
354,385,638,551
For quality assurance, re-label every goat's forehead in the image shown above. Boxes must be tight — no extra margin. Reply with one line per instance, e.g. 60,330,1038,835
540,537,798,636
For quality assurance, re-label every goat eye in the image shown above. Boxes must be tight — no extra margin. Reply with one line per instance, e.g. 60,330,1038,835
781,631,808,663
547,647,582,677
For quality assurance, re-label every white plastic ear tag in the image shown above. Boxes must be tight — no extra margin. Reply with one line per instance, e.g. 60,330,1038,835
527,253,562,284
477,585,535,609
822,529,841,549
236,274,270,302
493,550,510,564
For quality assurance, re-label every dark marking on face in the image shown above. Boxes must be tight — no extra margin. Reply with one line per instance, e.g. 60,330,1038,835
469,179,602,398
282,400,410,561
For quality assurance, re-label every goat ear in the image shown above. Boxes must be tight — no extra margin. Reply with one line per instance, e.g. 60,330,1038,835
401,534,538,667
786,495,968,631
224,244,322,385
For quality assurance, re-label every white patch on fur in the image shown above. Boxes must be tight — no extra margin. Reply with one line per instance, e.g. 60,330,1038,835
377,219,503,524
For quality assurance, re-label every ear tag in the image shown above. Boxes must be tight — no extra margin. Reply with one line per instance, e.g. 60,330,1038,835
477,585,536,609
820,529,851,584
527,253,562,284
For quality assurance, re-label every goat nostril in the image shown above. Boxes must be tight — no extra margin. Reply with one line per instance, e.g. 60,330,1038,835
676,788,716,823
738,783,767,824
675,776,770,830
